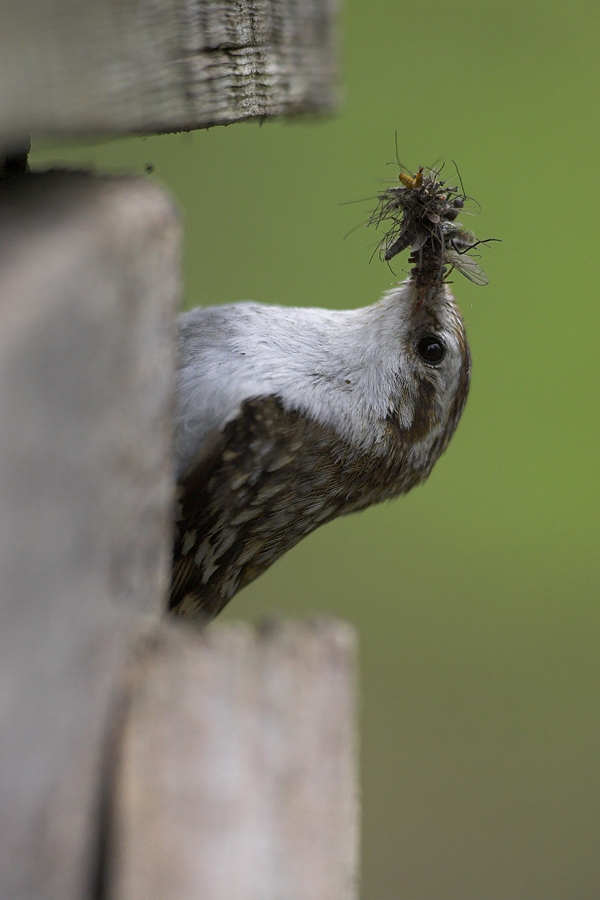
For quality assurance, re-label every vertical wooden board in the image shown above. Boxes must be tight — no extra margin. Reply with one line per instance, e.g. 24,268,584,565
110,619,359,900
0,172,181,900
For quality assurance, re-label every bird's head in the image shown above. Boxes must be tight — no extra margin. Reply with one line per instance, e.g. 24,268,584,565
374,278,471,484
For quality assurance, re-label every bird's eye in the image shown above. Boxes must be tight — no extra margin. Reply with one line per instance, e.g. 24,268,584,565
416,334,446,365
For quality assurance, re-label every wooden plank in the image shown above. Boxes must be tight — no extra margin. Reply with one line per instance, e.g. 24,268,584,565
0,0,338,148
109,619,359,900
0,172,181,900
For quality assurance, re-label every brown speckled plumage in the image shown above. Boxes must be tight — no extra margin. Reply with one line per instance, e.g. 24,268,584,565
170,396,426,619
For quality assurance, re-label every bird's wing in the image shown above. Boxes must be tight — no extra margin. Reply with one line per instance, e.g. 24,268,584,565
169,386,421,620
170,394,345,620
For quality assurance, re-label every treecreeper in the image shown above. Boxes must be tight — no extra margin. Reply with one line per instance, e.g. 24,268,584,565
170,165,491,620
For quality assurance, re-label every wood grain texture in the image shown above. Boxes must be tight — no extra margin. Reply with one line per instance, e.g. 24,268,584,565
0,172,180,900
109,618,359,900
1,0,338,147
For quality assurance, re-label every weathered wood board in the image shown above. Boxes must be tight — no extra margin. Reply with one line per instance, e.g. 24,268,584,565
1,0,338,148
0,171,181,900
109,618,359,900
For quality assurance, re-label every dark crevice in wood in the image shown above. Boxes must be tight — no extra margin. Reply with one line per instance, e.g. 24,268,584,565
0,137,30,177
88,646,139,900
88,700,123,900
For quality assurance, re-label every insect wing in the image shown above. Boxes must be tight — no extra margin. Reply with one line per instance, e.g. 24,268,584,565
445,249,489,286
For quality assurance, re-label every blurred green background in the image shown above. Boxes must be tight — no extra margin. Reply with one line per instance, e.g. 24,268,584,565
32,1,600,897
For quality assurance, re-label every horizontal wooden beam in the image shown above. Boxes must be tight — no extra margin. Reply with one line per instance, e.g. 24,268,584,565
1,0,338,148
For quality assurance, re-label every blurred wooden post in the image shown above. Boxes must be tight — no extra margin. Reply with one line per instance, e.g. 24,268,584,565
109,619,358,900
0,171,182,900
0,2,344,899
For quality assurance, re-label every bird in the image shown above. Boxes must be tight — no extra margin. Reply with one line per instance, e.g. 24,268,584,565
169,166,485,620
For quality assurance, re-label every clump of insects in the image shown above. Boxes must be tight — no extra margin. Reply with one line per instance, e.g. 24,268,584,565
368,162,494,286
